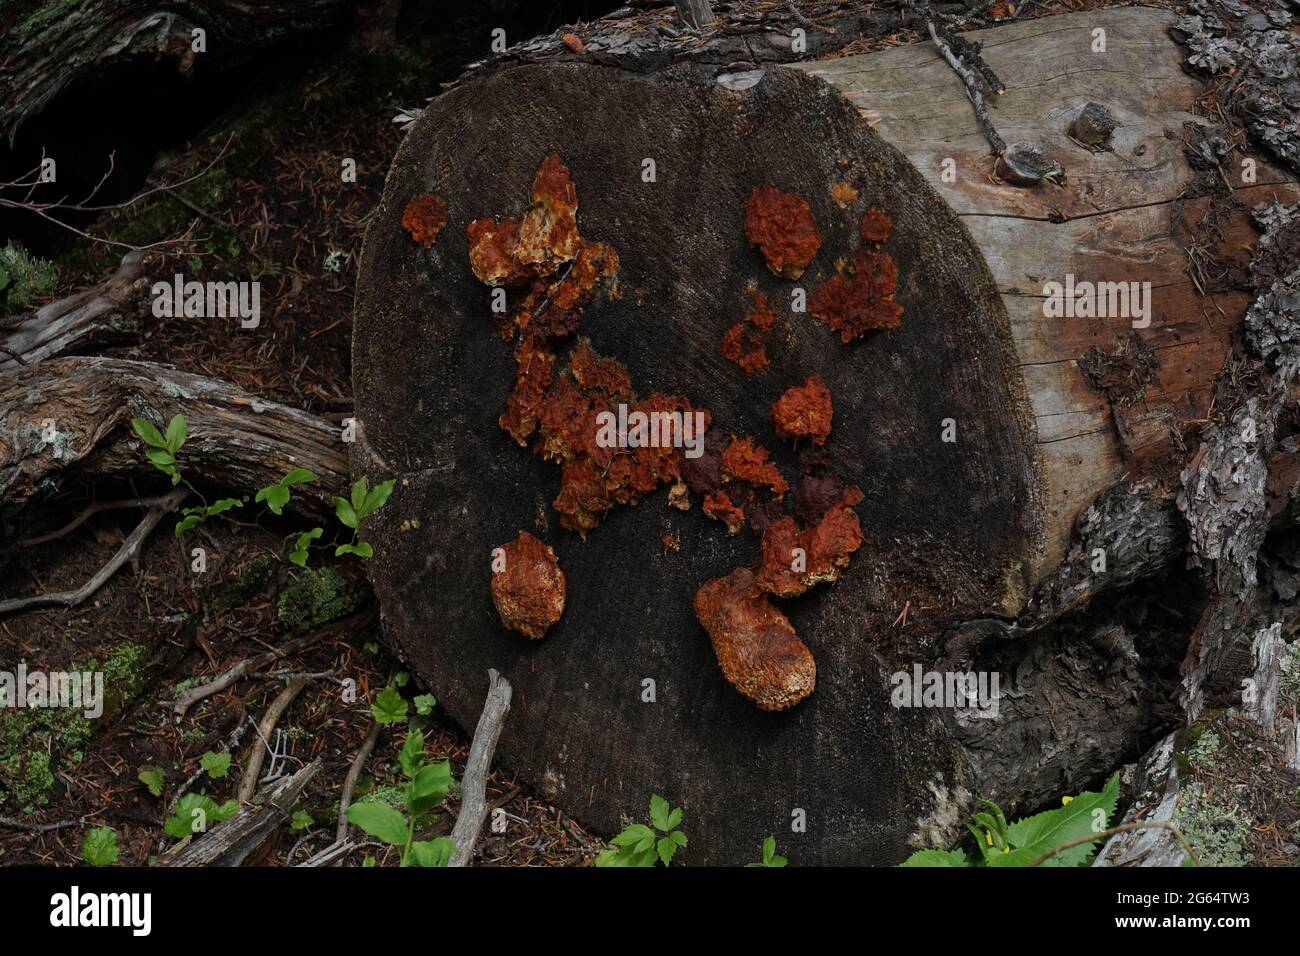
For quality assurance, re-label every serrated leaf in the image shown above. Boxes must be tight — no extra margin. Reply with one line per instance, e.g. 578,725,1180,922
669,830,687,848
200,751,231,779
346,801,408,846
413,694,436,715
80,827,120,866
1006,774,1119,866
138,767,164,797
290,810,314,832
131,418,167,448
656,836,676,865
649,794,671,832
611,823,655,847
370,686,407,724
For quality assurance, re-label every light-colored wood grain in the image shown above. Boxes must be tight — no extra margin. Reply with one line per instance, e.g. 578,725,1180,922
792,7,1300,579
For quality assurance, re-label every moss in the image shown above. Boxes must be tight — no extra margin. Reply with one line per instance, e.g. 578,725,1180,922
0,642,149,812
0,241,59,316
222,553,277,609
1186,730,1221,770
1175,787,1251,867
276,567,360,633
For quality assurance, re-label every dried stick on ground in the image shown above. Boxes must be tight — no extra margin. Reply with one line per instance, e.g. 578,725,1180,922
0,356,348,518
448,669,513,867
0,487,186,617
237,675,312,803
0,251,145,372
18,492,180,548
156,760,321,867
924,16,1005,154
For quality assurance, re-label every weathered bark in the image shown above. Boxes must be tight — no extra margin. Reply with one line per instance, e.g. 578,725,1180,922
0,251,145,373
353,6,1300,864
0,356,347,516
0,0,352,141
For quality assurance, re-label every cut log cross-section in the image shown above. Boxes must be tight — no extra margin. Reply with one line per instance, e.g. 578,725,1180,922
352,8,1298,865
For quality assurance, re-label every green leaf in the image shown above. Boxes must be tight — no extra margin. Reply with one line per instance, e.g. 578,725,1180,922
346,801,409,846
406,760,452,816
164,793,236,839
656,836,678,866
406,838,456,867
200,751,231,779
332,496,357,530
394,671,409,687
290,810,314,832
398,730,425,778
649,794,671,832
335,541,374,558
146,448,174,468
207,498,242,516
257,483,291,515
413,694,436,716
165,414,187,452
289,527,322,567
899,848,971,867
371,686,407,725
668,830,687,848
666,807,683,832
131,418,167,449
138,767,164,797
173,514,203,537
213,800,239,822
360,479,396,518
1005,774,1119,866
611,823,655,848
80,827,120,866
350,477,368,515
362,855,376,868
281,468,318,487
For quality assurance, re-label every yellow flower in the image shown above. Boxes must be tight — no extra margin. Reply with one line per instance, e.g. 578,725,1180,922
985,830,993,846
1062,795,1073,805
1003,846,1010,854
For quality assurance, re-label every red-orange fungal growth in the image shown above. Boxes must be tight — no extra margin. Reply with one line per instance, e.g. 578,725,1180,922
562,32,585,52
722,322,769,376
402,193,447,248
859,207,892,245
754,504,863,598
744,185,821,279
703,491,746,534
809,247,902,342
490,530,566,639
771,375,833,445
721,437,789,495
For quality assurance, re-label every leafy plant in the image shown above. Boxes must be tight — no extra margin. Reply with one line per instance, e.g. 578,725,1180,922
345,729,455,867
371,686,408,725
255,468,317,516
413,694,436,716
747,835,788,867
0,241,58,315
594,794,687,867
138,767,164,798
900,775,1120,867
199,751,231,779
164,792,240,839
333,476,395,558
174,497,242,537
290,810,314,832
80,827,120,866
131,415,188,484
289,527,323,567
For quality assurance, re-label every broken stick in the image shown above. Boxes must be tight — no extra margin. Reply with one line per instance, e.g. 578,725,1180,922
448,668,513,867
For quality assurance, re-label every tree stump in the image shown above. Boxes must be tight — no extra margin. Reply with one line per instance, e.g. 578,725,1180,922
352,8,1299,864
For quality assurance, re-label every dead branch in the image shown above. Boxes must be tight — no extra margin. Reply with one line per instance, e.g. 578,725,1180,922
0,357,348,519
17,492,178,548
299,719,383,866
448,668,513,867
0,487,186,617
156,759,321,866
924,15,1005,154
237,675,312,803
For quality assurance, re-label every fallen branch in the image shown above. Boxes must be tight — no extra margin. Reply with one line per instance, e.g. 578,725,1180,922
1030,820,1201,868
0,487,186,617
448,668,513,867
0,251,145,373
156,759,321,867
925,16,1005,155
17,492,179,549
0,357,348,518
237,675,313,803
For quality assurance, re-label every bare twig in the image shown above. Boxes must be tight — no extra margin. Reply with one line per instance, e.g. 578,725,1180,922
448,669,514,867
336,721,382,845
1029,820,1202,867
924,16,1005,154
237,675,312,803
17,492,179,548
0,488,186,617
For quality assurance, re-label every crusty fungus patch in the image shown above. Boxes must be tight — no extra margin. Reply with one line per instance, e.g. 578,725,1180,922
831,182,859,208
771,375,833,445
722,287,779,376
744,185,821,279
402,193,448,247
693,568,816,711
703,491,746,535
809,208,902,342
721,436,789,494
754,501,864,598
490,530,566,639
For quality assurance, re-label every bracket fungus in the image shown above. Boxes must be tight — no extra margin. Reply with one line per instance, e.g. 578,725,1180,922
490,531,566,640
